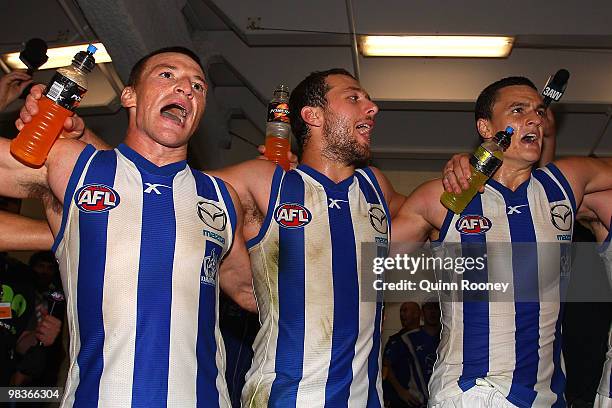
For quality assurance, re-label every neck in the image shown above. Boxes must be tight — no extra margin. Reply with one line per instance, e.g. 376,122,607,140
491,159,534,191
124,127,187,167
300,147,357,183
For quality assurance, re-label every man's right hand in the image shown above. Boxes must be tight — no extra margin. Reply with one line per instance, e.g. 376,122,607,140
441,153,485,195
15,84,85,139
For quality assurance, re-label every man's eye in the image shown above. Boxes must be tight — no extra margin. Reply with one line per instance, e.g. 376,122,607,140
193,83,205,92
348,95,358,101
536,110,545,116
160,72,172,79
512,107,523,113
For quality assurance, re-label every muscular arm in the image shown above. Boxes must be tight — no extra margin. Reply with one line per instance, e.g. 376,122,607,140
0,211,53,251
218,183,257,313
209,159,277,242
554,157,612,206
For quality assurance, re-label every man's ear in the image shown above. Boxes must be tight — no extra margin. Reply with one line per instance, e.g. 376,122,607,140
121,86,136,108
301,106,322,128
477,118,494,140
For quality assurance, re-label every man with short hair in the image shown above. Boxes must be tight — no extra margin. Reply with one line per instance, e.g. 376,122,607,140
0,46,254,406
396,76,612,407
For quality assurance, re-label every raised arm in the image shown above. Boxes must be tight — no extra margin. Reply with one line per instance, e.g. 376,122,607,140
218,182,257,313
554,156,612,205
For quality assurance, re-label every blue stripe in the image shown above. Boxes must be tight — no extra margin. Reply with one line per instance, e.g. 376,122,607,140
532,169,566,203
52,144,96,253
74,149,117,407
545,163,576,213
434,209,455,243
458,195,489,392
269,172,306,406
131,170,177,407
192,171,224,407
247,166,284,248
506,195,539,407
325,187,359,407
356,170,386,406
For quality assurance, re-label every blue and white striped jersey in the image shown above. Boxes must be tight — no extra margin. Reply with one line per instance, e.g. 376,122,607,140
430,163,575,408
53,143,236,407
597,223,612,400
243,164,390,408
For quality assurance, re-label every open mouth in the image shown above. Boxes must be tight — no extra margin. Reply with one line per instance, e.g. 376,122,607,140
356,122,373,134
160,103,188,125
520,133,538,144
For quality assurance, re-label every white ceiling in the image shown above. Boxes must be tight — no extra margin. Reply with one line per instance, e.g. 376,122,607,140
1,0,611,171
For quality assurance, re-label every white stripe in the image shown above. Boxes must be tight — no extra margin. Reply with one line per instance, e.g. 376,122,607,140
167,168,201,406
96,153,142,405
295,173,334,406
56,152,96,408
347,179,377,407
210,175,232,407
481,191,517,397
530,177,565,407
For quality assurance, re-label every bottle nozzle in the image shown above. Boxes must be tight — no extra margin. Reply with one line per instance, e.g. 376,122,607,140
504,126,514,135
86,44,98,55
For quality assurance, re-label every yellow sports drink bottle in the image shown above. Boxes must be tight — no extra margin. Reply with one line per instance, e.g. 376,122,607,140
440,126,514,214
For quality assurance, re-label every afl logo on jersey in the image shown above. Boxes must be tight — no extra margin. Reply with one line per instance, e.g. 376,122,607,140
455,215,492,235
274,203,312,229
75,184,120,212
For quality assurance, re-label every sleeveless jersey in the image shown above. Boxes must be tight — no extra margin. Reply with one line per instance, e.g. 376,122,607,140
430,163,576,408
53,144,236,407
597,221,612,399
243,164,390,407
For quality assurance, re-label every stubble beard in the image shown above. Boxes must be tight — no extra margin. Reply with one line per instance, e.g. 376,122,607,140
320,110,370,167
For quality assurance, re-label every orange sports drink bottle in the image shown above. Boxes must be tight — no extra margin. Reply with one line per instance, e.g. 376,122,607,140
440,126,514,214
10,44,97,168
264,84,291,170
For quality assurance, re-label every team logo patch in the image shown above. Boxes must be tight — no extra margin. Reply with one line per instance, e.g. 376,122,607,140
455,215,492,235
75,184,120,212
369,206,388,234
550,204,572,231
197,201,227,231
200,248,219,286
274,203,312,229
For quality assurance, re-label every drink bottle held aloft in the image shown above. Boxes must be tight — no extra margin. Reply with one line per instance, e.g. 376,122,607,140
440,126,514,214
264,84,291,170
10,44,97,167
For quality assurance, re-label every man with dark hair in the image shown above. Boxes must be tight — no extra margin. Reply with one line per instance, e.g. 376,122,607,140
393,76,612,407
0,46,254,406
9,67,403,406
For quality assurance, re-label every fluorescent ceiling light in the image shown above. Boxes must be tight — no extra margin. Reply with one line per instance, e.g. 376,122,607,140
3,42,112,70
360,36,514,57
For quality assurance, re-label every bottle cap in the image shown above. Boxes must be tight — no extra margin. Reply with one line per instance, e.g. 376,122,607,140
494,126,514,150
72,44,97,73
